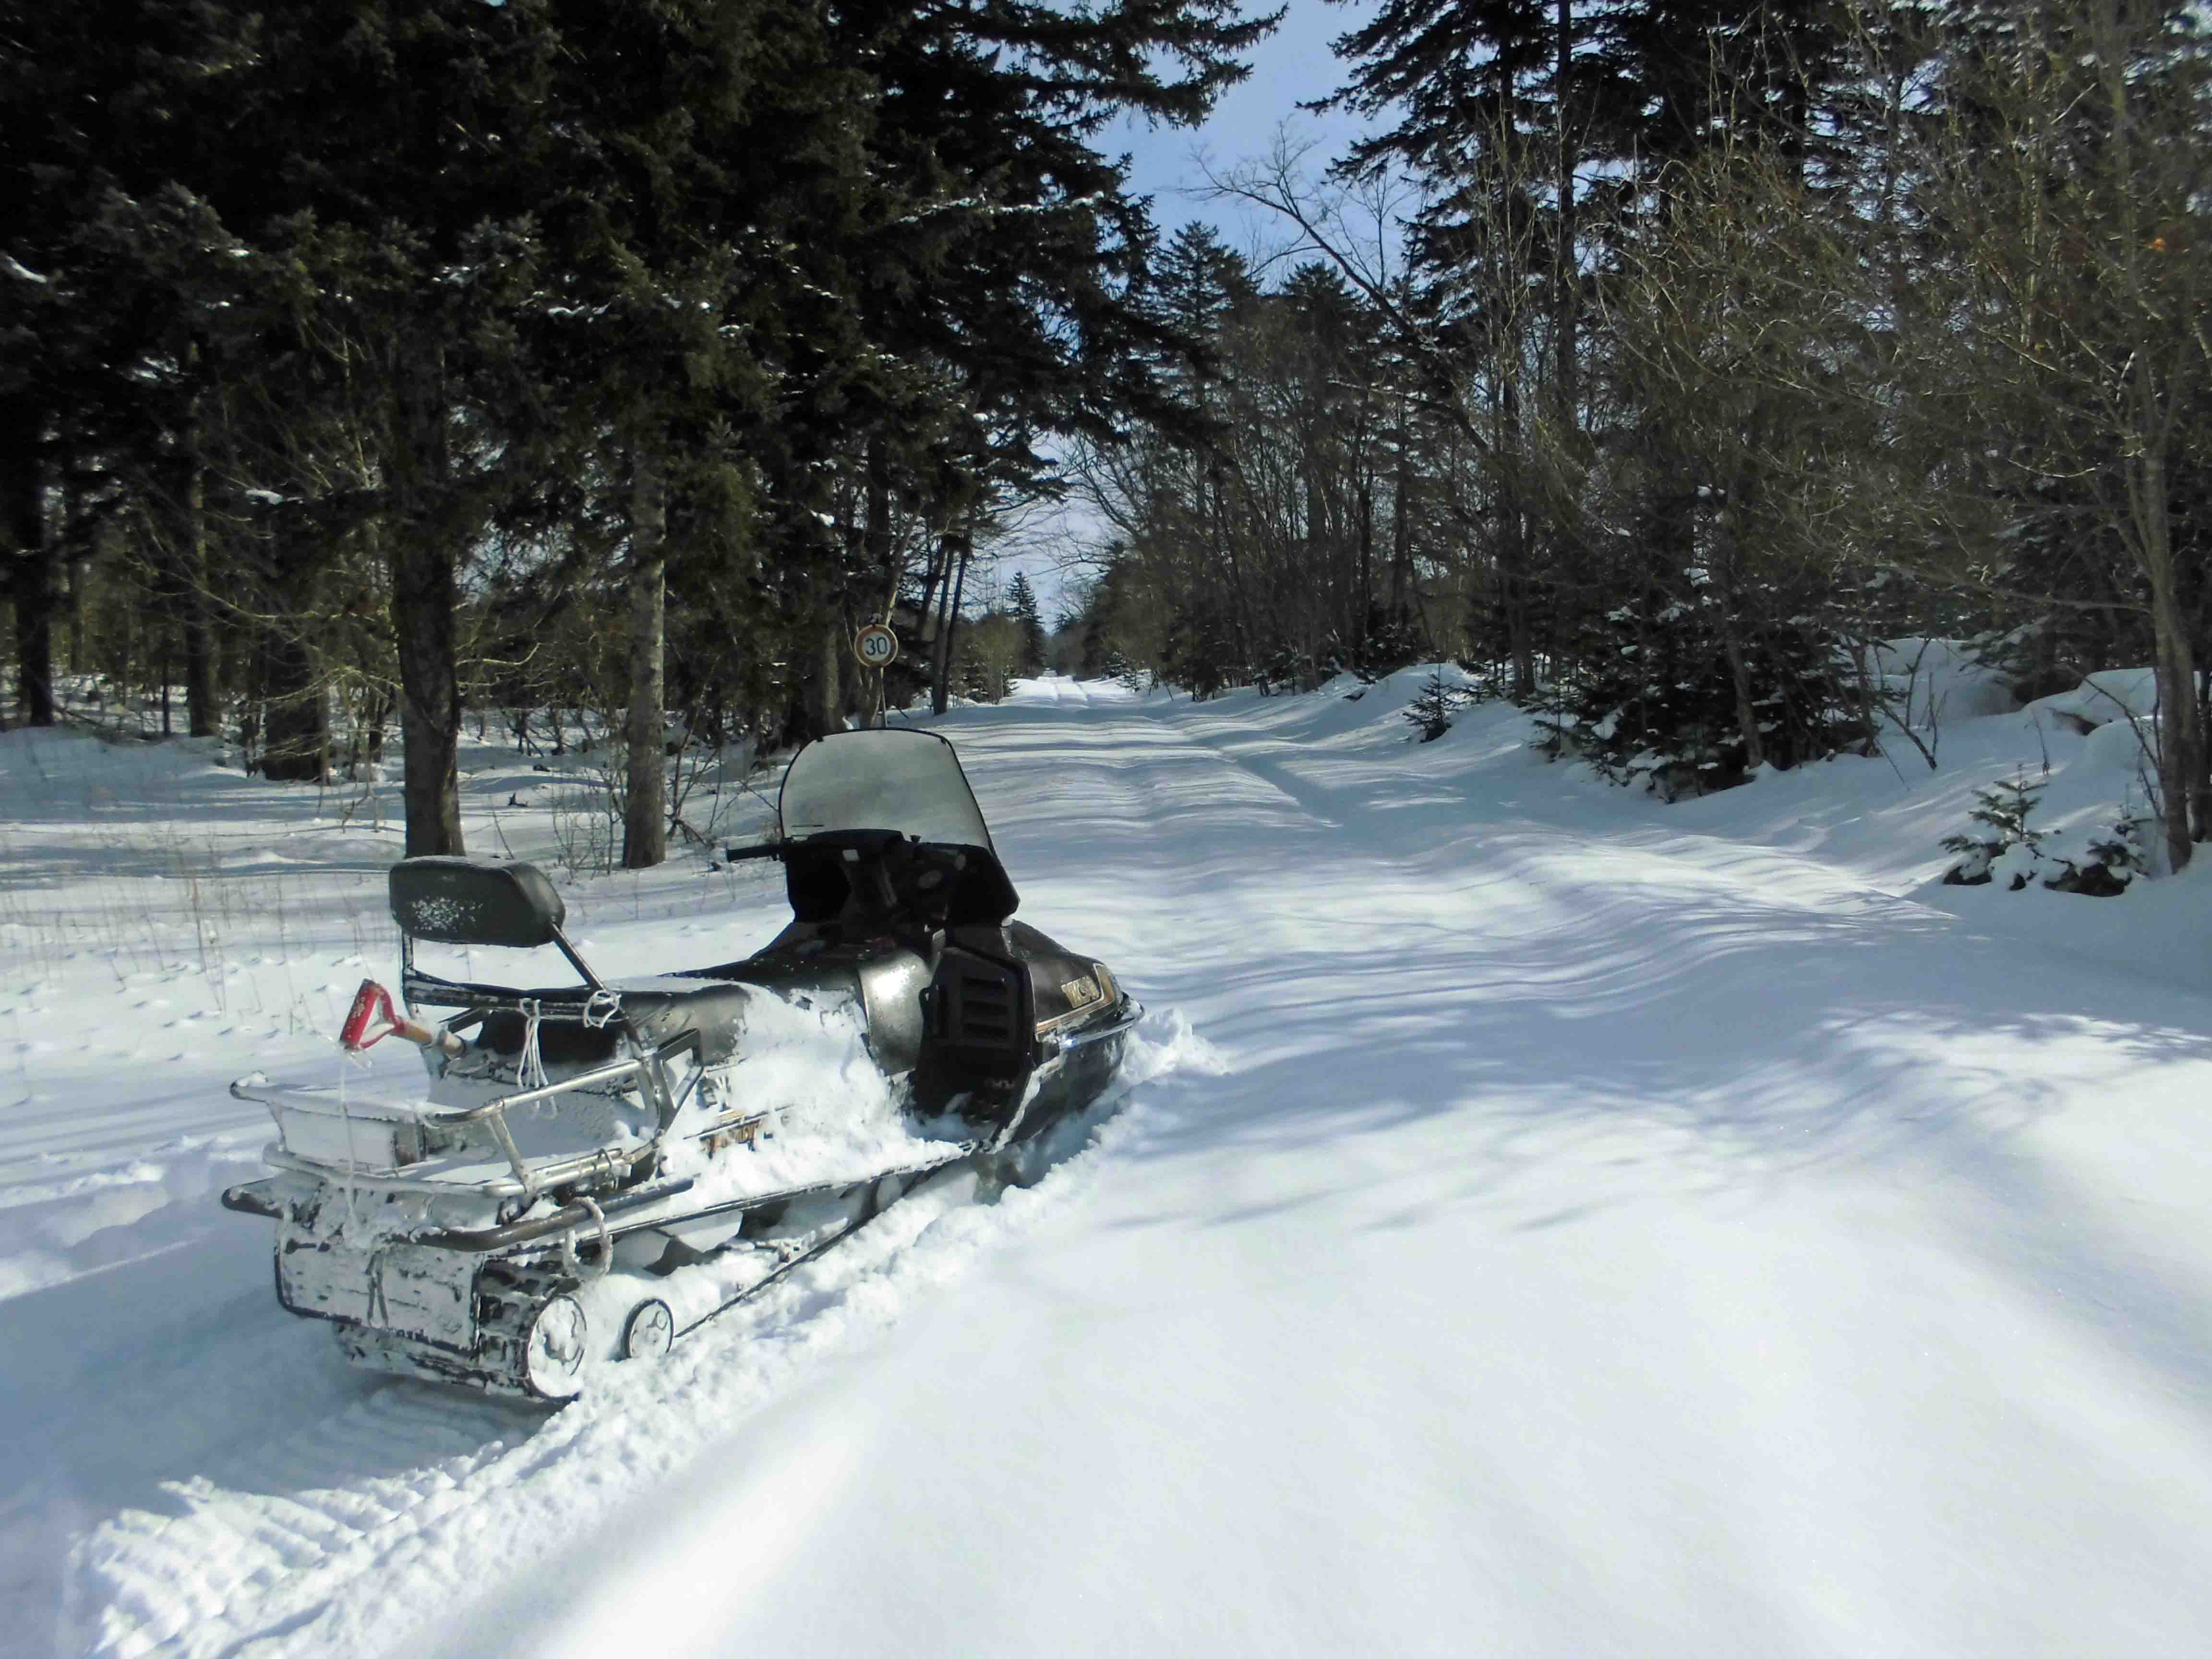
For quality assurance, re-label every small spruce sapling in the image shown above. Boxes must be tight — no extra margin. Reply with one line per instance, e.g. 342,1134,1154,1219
957,643,995,704
2076,793,2154,894
1105,649,1149,698
1941,773,2046,887
1405,666,1461,743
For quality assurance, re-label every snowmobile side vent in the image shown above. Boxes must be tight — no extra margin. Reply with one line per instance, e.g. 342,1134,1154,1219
933,958,1023,1049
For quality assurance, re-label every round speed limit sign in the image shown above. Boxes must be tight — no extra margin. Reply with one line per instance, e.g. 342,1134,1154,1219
854,624,899,668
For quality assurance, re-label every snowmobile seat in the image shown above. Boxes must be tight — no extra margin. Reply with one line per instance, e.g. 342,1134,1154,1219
462,978,775,1070
614,980,781,1065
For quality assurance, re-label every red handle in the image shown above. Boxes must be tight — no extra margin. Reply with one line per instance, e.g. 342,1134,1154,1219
339,980,462,1055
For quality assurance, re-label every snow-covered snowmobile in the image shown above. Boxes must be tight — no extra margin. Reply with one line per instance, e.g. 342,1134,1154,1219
221,729,1140,1399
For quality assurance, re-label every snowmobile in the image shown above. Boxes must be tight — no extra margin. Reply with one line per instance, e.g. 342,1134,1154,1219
221,728,1140,1399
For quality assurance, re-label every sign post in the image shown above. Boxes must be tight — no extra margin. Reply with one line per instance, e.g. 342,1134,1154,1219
853,625,899,726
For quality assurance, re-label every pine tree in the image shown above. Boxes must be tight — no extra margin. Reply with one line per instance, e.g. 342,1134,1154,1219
6,0,1282,781
1405,666,1462,741
1943,775,2047,887
957,640,994,704
1006,573,1048,675
168,0,580,852
1,0,264,729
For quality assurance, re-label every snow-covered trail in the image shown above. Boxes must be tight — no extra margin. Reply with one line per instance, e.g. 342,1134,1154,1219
461,692,2212,1657
10,682,2212,1656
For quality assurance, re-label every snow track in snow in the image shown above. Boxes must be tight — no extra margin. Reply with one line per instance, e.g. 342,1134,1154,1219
79,1384,534,1658
34,1079,1169,1659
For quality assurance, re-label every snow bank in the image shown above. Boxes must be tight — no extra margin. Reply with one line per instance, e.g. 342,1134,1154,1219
2028,666,2162,729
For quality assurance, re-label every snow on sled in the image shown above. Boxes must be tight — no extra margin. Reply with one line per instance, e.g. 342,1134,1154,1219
222,729,1140,1399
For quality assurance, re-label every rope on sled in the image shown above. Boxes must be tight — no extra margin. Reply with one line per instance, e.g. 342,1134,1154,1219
517,998,549,1094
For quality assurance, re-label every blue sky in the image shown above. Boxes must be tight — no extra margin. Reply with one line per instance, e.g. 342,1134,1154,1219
1007,2,1385,616
1107,0,1378,256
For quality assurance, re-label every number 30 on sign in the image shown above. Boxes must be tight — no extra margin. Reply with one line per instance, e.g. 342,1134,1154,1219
854,624,899,668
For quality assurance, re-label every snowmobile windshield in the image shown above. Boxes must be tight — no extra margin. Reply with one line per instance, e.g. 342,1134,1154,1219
779,730,995,851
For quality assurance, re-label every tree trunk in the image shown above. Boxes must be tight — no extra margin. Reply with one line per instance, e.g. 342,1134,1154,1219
1554,0,1578,427
926,526,958,704
258,515,328,783
347,684,390,780
914,508,953,644
1721,621,1765,772
623,444,668,868
2098,9,2198,866
2150,589,2198,871
1356,476,1374,652
386,349,464,856
174,391,217,737
261,607,330,785
1389,424,1412,623
1212,457,1256,673
866,439,898,619
2135,442,2199,870
1496,374,1535,697
1716,489,1766,772
931,530,971,716
181,481,216,738
3,422,56,726
865,449,898,727
69,534,98,679
115,529,137,723
2197,669,2212,847
814,610,842,736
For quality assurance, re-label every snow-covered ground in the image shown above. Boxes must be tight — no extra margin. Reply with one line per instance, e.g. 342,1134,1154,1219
8,664,2212,1657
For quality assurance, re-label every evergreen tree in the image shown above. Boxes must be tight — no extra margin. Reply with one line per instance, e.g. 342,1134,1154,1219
0,0,265,729
957,639,994,704
7,0,1280,769
1405,665,1462,741
1006,572,1048,675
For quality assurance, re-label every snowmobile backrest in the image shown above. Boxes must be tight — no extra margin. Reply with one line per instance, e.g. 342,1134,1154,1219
389,857,567,948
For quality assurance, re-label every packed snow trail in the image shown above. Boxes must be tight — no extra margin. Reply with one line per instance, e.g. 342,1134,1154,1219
9,678,2212,1655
